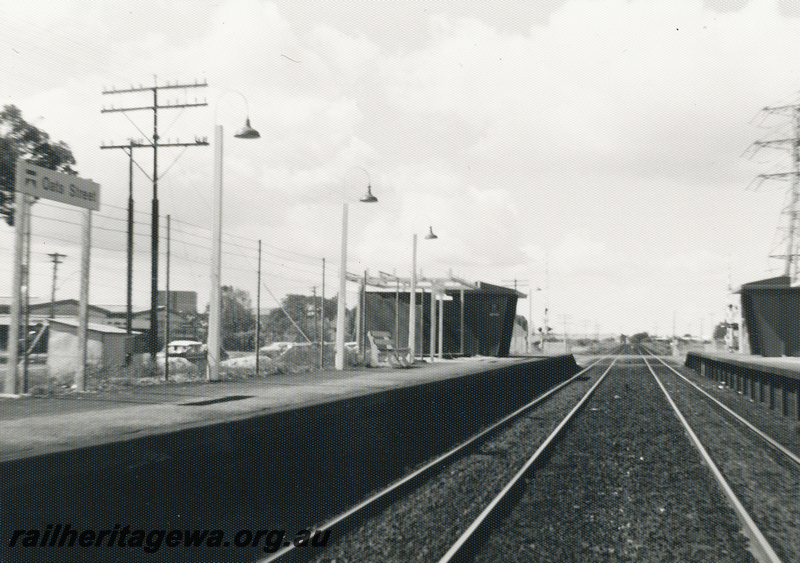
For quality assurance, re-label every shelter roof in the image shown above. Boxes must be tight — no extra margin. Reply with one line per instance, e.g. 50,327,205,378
733,275,795,293
355,271,525,297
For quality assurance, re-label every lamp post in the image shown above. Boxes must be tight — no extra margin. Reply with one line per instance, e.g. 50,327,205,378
529,286,542,353
408,224,437,363
334,168,377,370
208,94,260,381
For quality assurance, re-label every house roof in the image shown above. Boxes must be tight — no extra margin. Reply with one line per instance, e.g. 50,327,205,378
49,318,137,334
0,300,195,323
27,300,117,315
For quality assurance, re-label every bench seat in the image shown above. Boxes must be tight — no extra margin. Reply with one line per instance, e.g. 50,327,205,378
366,331,411,368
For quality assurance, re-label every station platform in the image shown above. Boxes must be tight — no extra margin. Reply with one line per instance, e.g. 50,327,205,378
0,356,544,464
685,350,800,379
685,351,800,420
0,354,583,562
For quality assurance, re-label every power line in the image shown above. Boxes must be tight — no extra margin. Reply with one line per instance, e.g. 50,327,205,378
101,78,209,359
28,207,328,272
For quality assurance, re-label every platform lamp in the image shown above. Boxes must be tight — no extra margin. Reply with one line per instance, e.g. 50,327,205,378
208,93,260,381
335,167,378,370
408,222,437,364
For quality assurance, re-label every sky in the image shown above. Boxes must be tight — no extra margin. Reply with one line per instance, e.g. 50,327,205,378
2,0,800,338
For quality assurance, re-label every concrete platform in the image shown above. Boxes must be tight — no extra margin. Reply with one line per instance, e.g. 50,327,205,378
1,354,581,562
0,356,540,464
685,351,800,420
685,350,800,379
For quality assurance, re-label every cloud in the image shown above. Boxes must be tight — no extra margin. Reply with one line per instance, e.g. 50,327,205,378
6,0,800,333
378,0,800,184
310,24,381,75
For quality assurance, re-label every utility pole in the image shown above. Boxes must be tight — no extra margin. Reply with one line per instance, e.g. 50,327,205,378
320,258,325,370
101,79,209,361
164,214,171,381
256,239,261,377
312,286,319,353
560,314,571,353
22,198,32,392
542,307,550,353
751,101,800,283
47,252,66,320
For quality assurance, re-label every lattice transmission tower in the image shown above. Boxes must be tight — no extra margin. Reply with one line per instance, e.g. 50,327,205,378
750,101,800,283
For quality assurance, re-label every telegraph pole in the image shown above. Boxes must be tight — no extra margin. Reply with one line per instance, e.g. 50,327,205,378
321,258,326,370
256,239,262,377
560,314,571,353
47,252,66,320
312,286,318,347
752,102,800,282
101,79,209,360
164,214,171,381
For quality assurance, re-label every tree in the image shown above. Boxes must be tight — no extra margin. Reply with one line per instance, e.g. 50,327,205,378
221,286,255,334
0,105,77,225
204,286,257,351
262,294,339,343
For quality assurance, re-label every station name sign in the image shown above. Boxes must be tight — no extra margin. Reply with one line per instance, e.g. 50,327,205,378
16,158,100,211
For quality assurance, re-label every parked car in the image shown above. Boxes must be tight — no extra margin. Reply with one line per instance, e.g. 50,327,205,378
259,342,295,358
163,340,228,362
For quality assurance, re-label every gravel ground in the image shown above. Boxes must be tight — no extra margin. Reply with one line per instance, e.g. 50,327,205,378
654,359,800,562
311,361,607,562
475,357,755,563
669,356,800,460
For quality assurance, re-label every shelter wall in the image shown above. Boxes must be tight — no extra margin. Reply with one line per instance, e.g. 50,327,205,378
741,288,800,357
362,289,518,357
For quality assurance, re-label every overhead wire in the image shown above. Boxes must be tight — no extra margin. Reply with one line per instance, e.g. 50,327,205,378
2,10,194,93
30,200,328,262
21,191,333,312
4,11,351,315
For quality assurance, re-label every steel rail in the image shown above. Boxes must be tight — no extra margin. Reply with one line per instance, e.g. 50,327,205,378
437,354,620,563
260,354,613,563
643,348,800,467
644,355,783,563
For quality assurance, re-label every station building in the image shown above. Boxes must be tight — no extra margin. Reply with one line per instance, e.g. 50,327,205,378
351,275,524,358
735,275,800,357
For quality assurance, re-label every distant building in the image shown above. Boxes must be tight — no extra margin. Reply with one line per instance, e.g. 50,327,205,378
157,290,197,315
361,280,523,358
47,319,138,382
130,307,200,344
0,300,117,353
0,298,200,353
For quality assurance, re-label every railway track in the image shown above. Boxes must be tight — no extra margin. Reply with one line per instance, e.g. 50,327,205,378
642,348,800,562
641,347,800,466
466,347,795,562
266,346,798,562
261,351,618,562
